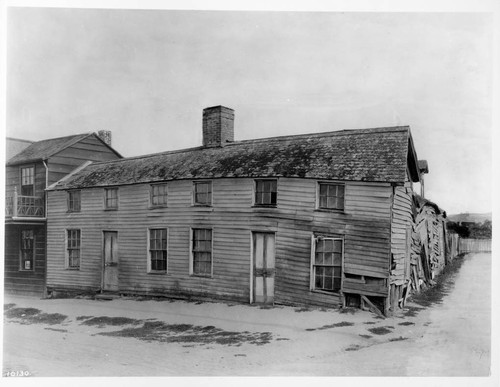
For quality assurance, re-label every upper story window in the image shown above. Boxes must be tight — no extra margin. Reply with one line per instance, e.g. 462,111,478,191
20,166,35,196
193,181,212,206
66,229,81,269
104,188,118,210
311,237,343,293
255,179,277,206
318,183,345,211
67,190,81,212
150,184,168,207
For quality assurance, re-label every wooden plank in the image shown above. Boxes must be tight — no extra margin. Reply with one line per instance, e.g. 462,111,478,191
361,295,384,318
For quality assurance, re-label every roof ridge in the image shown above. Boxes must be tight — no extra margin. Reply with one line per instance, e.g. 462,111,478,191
30,132,93,144
84,126,410,166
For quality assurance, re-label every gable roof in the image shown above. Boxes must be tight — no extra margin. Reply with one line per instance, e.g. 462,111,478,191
7,133,122,165
50,126,420,191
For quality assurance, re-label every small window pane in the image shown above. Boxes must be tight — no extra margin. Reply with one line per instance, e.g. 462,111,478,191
149,228,167,272
67,229,81,269
105,188,118,209
194,182,212,205
255,180,277,205
318,183,345,210
313,237,343,292
192,228,212,275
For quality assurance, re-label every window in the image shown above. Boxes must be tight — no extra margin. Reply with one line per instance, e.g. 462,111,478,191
255,179,277,206
191,228,212,276
67,229,81,269
150,184,168,207
193,181,212,206
104,188,118,209
68,190,81,212
311,237,343,292
148,229,167,272
20,229,34,271
318,183,345,210
20,166,34,196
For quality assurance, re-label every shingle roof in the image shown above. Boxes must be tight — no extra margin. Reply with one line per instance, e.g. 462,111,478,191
49,126,417,190
6,133,94,165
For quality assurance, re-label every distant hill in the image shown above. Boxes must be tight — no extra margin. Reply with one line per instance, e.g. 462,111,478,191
447,213,492,223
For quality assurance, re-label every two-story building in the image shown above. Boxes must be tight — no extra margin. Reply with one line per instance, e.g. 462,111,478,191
4,131,122,295
45,106,428,314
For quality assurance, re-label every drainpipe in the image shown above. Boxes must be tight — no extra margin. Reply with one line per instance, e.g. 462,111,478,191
42,159,48,298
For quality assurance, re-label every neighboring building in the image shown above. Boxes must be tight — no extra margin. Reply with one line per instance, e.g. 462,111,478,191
4,131,122,295
6,137,34,161
45,106,428,314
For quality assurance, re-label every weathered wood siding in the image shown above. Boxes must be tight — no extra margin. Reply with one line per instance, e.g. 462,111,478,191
390,186,414,286
4,225,46,295
47,135,120,186
47,177,392,307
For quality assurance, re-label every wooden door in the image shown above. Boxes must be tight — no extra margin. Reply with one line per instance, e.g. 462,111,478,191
103,231,119,291
252,232,275,304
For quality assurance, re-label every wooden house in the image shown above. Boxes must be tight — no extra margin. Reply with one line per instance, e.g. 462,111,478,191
4,132,122,295
45,106,426,314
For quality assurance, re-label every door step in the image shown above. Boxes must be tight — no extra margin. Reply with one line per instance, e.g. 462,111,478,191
94,293,120,301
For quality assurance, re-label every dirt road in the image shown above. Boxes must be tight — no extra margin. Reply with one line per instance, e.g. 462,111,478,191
2,253,493,377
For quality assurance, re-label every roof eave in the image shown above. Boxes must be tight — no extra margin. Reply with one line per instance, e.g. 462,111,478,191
406,131,420,183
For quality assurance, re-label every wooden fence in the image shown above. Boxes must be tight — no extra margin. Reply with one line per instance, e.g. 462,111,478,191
447,234,491,257
459,238,492,253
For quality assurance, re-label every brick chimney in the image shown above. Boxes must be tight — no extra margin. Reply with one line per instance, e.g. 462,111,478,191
97,130,112,146
202,106,234,147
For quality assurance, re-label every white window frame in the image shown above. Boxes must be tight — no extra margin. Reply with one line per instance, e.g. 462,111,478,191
192,180,212,206
67,190,81,212
20,165,35,196
310,235,344,294
189,228,213,277
150,183,168,207
147,228,168,273
253,179,278,207
316,181,345,211
104,188,119,210
65,228,81,270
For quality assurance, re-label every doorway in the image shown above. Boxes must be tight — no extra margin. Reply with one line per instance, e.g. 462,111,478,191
103,231,119,291
252,232,275,304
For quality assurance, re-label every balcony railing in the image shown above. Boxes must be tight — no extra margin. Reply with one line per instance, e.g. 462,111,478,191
5,190,44,218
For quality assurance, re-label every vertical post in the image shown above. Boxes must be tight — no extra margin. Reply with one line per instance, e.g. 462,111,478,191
13,187,18,217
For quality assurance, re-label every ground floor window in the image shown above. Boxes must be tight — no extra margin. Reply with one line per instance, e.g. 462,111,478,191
67,229,81,269
191,228,212,276
148,228,167,272
20,229,34,271
311,236,343,292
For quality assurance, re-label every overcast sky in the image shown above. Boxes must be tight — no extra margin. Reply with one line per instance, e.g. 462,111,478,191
5,5,494,215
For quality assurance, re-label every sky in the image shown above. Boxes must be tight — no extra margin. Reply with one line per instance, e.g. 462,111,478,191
4,3,496,215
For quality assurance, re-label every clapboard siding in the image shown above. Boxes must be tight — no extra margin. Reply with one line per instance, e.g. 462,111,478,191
4,225,46,295
47,135,120,186
47,177,393,306
390,186,413,286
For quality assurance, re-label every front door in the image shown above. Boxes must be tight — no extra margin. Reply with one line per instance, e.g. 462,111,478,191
103,231,119,291
252,232,275,304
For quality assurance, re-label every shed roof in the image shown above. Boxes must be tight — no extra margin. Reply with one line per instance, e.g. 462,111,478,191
6,133,121,166
49,126,420,190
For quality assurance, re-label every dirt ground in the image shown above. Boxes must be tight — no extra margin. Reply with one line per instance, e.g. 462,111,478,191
1,253,494,378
